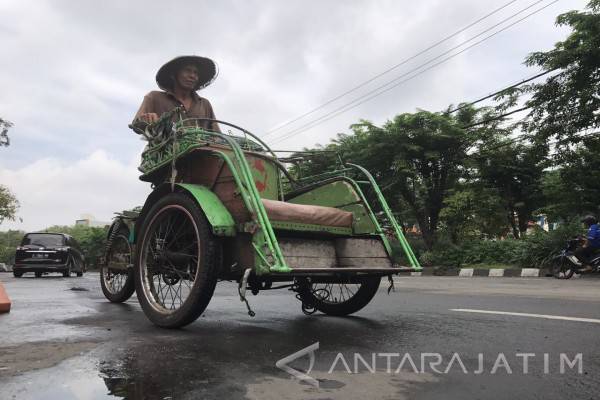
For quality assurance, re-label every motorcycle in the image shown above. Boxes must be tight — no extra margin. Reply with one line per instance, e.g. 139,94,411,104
552,238,600,279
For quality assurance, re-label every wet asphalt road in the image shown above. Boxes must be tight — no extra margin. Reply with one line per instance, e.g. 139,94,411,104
0,272,599,400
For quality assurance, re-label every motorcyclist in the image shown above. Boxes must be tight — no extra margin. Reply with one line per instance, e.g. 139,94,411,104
575,215,600,270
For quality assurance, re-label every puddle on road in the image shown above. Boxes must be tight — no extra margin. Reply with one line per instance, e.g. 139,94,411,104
68,287,90,292
1,342,438,400
1,358,436,400
0,295,431,399
245,370,437,400
0,342,224,400
0,356,185,400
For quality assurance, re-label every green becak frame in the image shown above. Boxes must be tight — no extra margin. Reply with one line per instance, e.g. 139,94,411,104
137,116,421,276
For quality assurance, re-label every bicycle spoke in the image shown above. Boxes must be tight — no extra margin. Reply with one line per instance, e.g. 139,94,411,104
141,205,200,314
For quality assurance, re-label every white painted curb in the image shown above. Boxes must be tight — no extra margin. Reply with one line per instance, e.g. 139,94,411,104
459,268,474,277
521,268,540,277
488,269,504,277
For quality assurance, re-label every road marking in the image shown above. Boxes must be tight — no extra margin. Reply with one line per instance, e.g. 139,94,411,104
450,309,600,324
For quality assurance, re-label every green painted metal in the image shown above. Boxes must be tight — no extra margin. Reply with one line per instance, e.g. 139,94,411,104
270,221,353,235
231,151,279,200
338,204,377,234
294,168,354,186
167,127,290,274
288,176,394,260
191,149,275,275
207,135,289,274
341,178,395,256
176,183,236,237
136,114,421,274
288,180,360,206
346,163,421,270
287,180,377,233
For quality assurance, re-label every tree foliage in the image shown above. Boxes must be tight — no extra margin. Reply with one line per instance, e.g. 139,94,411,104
0,117,12,147
439,186,508,243
0,185,19,225
524,0,600,141
539,135,600,219
473,140,548,238
0,230,25,264
291,107,509,249
44,224,108,268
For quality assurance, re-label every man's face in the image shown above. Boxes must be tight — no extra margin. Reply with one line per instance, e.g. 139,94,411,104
174,64,199,91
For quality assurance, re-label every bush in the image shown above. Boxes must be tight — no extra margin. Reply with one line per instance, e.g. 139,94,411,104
417,220,582,268
514,221,581,267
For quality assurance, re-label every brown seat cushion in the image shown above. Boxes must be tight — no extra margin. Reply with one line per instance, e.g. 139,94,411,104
261,199,353,228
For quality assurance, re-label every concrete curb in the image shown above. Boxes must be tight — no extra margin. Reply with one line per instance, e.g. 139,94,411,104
0,280,11,313
409,267,552,278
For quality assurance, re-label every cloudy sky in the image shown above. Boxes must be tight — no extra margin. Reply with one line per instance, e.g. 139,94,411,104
0,0,589,231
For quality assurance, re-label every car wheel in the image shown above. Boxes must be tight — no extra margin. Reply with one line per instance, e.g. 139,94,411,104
13,271,22,278
135,192,220,328
76,271,83,277
63,258,73,278
35,272,42,278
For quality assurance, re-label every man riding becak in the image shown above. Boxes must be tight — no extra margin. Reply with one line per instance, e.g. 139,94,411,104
133,55,221,133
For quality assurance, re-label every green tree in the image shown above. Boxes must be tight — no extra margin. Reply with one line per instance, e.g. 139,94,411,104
473,140,548,238
333,109,494,248
0,230,25,264
289,106,514,248
0,118,12,147
0,185,19,225
439,186,509,243
539,134,600,219
523,0,600,142
45,224,108,268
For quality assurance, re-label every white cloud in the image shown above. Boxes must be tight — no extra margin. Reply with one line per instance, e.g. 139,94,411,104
0,0,591,229
0,150,149,231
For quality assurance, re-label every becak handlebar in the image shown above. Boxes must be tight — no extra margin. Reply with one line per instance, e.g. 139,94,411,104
129,107,184,143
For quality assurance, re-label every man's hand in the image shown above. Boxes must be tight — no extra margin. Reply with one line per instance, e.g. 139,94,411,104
138,113,159,124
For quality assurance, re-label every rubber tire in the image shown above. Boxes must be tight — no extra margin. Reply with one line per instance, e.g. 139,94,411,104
76,271,83,277
13,271,22,278
35,272,42,278
134,192,220,328
63,258,73,278
553,257,575,279
298,276,381,316
101,230,135,303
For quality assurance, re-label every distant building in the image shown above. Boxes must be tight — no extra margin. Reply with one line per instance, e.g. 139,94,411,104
75,214,109,228
526,214,559,234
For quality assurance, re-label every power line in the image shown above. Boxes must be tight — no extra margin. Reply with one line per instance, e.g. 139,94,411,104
269,0,556,145
447,69,559,113
461,105,531,129
269,0,559,146
262,0,518,137
468,130,600,160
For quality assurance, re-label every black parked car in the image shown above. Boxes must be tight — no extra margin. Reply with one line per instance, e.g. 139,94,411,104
13,232,85,278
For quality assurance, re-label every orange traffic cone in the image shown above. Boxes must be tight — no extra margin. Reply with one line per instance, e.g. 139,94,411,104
0,280,11,313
